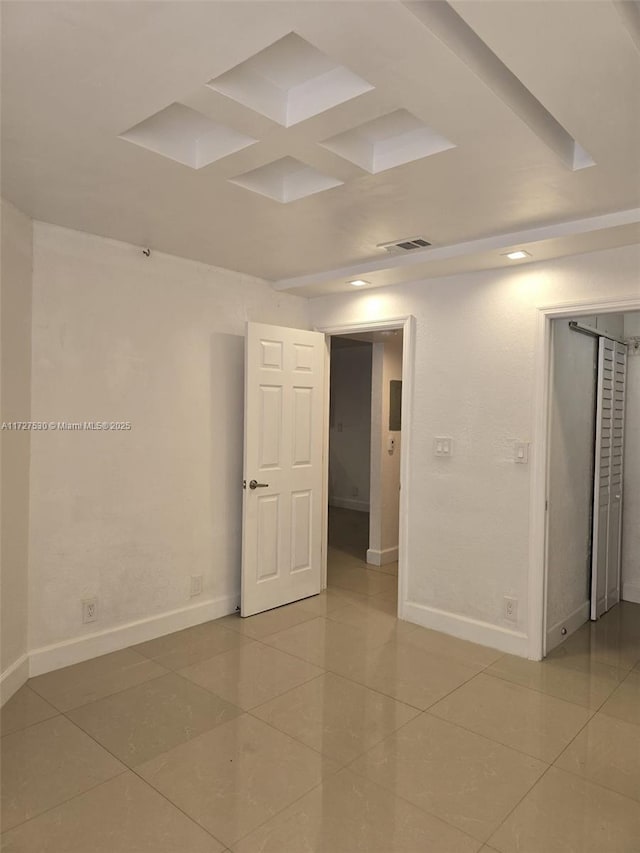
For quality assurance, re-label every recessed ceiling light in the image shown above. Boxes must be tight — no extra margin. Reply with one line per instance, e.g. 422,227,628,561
349,279,370,287
503,250,531,260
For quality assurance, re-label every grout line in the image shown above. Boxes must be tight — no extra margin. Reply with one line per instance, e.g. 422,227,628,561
483,685,607,847
244,671,327,714
27,666,171,713
52,711,229,849
551,727,640,804
1,712,61,739
0,768,129,835
329,746,488,850
480,666,617,714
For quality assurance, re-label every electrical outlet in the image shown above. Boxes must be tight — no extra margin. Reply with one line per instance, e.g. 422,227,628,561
504,596,518,622
352,486,359,497
190,575,203,597
82,597,98,623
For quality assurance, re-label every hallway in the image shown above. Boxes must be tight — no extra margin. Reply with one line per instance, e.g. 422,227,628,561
2,531,639,851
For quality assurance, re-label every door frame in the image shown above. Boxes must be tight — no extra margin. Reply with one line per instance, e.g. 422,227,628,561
315,315,416,617
530,295,640,660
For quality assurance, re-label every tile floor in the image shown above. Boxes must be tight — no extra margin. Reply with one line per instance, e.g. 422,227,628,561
2,509,640,851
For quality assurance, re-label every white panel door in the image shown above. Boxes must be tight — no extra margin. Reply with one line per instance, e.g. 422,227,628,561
591,338,627,620
242,322,325,617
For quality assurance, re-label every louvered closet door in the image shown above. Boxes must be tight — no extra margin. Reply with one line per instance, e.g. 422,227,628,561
591,338,627,620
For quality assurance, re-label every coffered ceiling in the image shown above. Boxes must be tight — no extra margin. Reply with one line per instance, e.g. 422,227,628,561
2,1,639,294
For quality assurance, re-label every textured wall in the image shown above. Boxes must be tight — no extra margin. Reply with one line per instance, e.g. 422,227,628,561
28,223,310,651
311,245,640,640
1,200,33,675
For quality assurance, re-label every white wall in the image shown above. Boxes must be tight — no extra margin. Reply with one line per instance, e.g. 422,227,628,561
329,341,372,511
622,311,640,603
310,244,640,657
0,200,33,700
545,319,597,649
368,333,402,565
27,223,310,673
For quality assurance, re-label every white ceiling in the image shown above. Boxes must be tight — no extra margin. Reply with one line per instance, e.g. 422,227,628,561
2,1,639,296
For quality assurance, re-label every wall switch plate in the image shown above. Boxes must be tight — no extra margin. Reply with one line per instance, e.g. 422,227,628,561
514,441,529,464
504,596,518,622
82,597,98,623
190,575,203,597
434,437,453,457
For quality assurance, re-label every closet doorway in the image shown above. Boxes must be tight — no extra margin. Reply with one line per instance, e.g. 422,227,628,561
544,311,639,653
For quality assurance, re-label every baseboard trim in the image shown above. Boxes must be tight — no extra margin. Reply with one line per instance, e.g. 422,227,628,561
0,654,30,706
366,546,398,566
402,601,529,658
29,594,238,677
329,497,370,512
622,583,640,604
545,600,590,654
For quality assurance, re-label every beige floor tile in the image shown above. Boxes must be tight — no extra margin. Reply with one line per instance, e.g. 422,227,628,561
349,640,480,710
218,604,319,639
0,772,224,853
430,673,591,762
486,653,624,710
326,546,367,568
1,686,58,736
67,671,240,766
600,671,640,726
133,620,251,670
350,713,545,843
367,560,398,576
551,621,640,672
289,588,369,616
555,713,640,801
252,672,419,764
403,626,503,669
232,767,480,853
374,585,399,601
327,564,397,597
137,714,337,847
365,593,400,615
180,642,322,710
0,716,124,831
263,617,386,676
28,649,167,711
326,603,418,645
489,766,640,853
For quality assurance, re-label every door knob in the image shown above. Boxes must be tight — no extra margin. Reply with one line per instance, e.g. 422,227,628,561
249,479,269,490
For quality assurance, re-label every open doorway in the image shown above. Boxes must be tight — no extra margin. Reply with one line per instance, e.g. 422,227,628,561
324,325,405,610
544,310,640,654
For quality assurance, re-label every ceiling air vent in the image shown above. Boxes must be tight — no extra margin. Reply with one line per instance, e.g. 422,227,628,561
378,237,432,255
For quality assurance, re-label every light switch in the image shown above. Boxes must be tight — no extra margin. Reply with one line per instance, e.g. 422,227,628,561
514,441,529,464
434,437,453,457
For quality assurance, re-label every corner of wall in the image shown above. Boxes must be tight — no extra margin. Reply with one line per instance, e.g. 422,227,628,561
0,197,34,705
